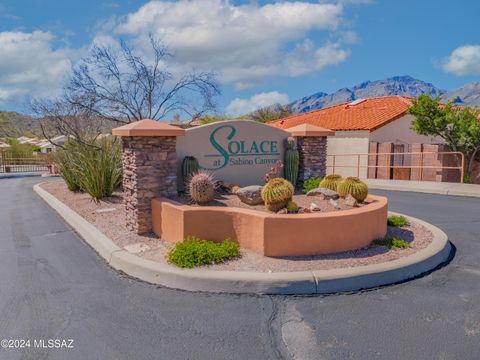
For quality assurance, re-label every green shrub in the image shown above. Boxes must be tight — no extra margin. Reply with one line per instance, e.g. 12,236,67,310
302,177,322,193
463,174,472,184
54,137,122,201
387,215,409,227
373,236,410,250
75,138,122,201
54,149,81,191
167,237,240,268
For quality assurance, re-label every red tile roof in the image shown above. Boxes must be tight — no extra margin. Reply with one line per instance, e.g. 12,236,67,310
270,96,413,132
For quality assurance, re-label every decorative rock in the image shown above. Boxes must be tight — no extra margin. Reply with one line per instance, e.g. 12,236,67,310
277,208,288,214
94,207,117,214
329,198,341,209
236,185,264,205
306,187,339,200
344,194,358,207
309,202,321,212
321,188,339,200
298,207,312,214
306,188,322,196
229,183,241,194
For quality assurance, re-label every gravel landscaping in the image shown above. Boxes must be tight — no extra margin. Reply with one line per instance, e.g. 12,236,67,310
171,192,365,213
40,180,434,273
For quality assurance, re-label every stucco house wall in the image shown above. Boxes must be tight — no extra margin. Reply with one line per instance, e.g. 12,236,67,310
369,114,442,145
326,115,445,179
327,132,370,178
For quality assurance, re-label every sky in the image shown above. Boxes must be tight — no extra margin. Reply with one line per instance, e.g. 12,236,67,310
1,0,479,116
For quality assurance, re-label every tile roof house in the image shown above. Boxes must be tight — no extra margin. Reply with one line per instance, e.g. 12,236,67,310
270,96,414,131
270,96,443,178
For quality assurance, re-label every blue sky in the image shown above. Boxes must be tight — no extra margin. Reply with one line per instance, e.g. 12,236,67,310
1,0,479,115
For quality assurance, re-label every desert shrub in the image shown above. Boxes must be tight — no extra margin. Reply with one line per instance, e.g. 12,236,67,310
1,138,37,158
54,137,122,200
54,148,81,191
373,236,410,250
387,215,409,227
167,237,240,268
75,138,122,200
302,177,322,193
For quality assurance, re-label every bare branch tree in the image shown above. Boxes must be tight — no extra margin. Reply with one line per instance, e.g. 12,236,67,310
64,35,220,124
31,99,115,148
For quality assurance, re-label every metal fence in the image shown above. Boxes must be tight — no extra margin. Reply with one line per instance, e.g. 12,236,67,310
327,151,465,183
0,151,52,173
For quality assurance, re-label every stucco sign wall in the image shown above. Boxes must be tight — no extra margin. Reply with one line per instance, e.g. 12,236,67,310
176,120,290,186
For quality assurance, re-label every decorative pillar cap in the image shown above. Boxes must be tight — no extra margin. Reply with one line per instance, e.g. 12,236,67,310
286,123,335,137
112,119,185,137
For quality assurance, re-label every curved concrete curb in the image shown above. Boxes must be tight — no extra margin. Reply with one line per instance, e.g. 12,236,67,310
34,183,452,295
366,179,480,198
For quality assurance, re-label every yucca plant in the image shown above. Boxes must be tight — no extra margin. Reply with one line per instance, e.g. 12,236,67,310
75,138,123,201
54,148,80,191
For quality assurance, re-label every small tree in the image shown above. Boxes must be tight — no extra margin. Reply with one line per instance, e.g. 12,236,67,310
408,94,480,178
250,105,291,123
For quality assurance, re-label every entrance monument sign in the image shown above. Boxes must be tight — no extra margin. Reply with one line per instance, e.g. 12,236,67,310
176,120,290,186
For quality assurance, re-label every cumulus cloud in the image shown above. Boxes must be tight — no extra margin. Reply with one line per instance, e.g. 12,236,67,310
226,91,289,115
442,45,480,76
110,0,351,88
0,31,73,105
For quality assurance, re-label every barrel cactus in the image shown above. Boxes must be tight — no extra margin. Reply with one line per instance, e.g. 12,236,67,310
337,177,369,202
188,172,215,204
182,156,199,185
319,174,342,191
286,201,299,213
284,137,299,188
261,178,294,212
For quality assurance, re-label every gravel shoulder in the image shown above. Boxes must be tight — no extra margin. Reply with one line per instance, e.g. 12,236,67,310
40,180,434,273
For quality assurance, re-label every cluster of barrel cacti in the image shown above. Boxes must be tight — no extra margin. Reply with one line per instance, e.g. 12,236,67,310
319,174,342,191
284,137,299,188
261,178,294,212
337,176,369,202
182,156,199,185
188,172,215,204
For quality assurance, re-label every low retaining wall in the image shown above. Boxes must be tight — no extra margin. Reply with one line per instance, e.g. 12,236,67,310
152,195,388,257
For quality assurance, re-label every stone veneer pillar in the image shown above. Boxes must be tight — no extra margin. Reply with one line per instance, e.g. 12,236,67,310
287,124,335,185
112,119,185,234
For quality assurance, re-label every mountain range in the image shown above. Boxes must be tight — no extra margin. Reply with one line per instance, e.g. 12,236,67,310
288,75,480,114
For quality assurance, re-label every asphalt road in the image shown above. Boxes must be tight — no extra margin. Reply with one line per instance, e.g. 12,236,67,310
0,177,479,360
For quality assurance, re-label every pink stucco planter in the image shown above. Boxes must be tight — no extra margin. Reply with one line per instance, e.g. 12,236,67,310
151,195,388,257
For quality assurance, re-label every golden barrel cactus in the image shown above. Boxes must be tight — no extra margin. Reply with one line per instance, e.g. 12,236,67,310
319,174,342,191
261,178,294,212
337,177,369,202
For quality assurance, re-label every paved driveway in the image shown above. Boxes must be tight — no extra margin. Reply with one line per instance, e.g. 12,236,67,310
0,177,479,359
